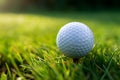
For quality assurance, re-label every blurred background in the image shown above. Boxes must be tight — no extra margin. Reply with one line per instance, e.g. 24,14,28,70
0,0,120,12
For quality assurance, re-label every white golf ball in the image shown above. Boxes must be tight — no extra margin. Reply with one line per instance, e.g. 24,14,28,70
56,22,94,58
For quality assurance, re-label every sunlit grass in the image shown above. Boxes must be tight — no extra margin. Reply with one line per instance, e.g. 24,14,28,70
0,11,120,80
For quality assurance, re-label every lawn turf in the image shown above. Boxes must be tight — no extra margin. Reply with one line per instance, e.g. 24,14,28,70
0,11,120,80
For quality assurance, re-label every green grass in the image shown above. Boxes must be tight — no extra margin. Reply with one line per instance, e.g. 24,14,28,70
0,11,120,80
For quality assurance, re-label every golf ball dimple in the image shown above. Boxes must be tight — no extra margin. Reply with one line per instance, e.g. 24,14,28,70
56,22,94,58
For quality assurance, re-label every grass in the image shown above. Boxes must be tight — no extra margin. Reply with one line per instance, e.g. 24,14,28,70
0,11,120,80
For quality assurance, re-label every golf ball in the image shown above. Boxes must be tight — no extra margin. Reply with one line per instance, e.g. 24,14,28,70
56,22,94,58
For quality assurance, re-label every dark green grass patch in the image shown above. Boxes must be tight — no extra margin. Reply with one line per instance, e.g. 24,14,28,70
0,11,120,80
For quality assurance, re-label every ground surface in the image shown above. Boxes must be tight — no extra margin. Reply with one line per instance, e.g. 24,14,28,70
0,11,120,80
